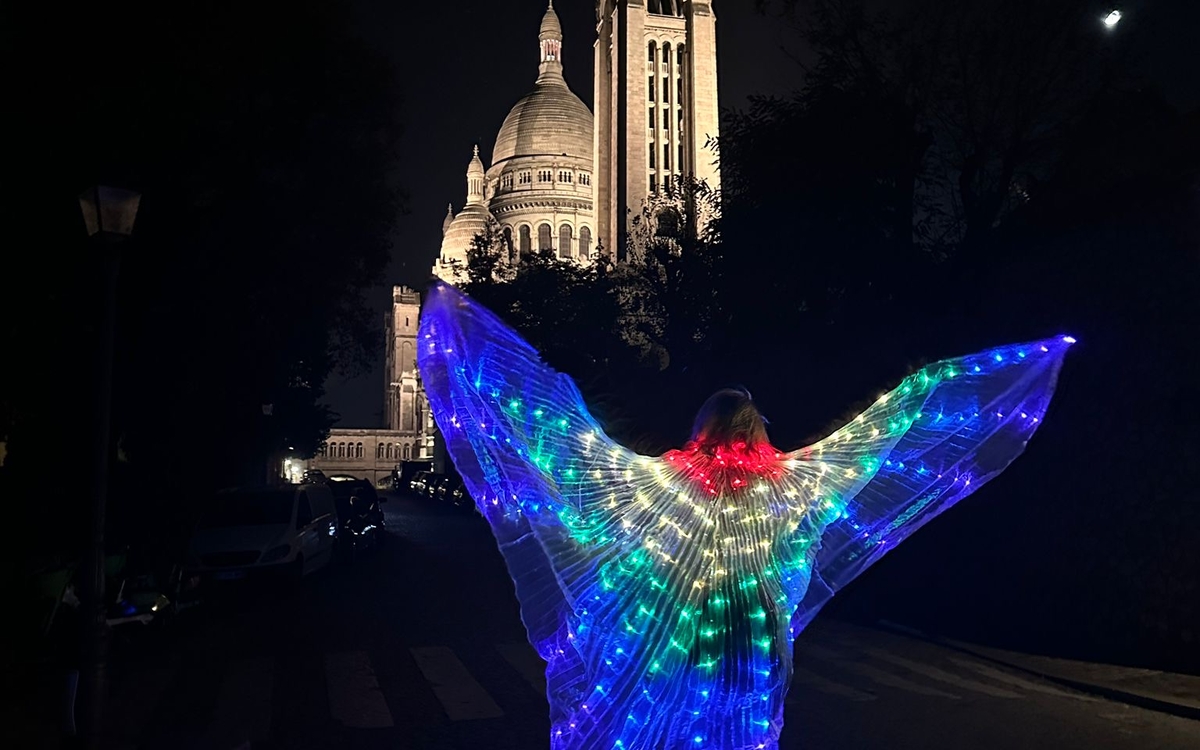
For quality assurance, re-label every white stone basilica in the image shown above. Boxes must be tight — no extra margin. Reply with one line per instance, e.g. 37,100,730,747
306,1,722,483
433,3,597,279
434,0,721,278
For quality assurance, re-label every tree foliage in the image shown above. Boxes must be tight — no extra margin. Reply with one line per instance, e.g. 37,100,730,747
1,1,405,503
746,0,1126,253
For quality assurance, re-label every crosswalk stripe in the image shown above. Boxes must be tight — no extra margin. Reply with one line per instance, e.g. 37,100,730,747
861,647,1023,698
410,646,505,721
800,643,962,699
945,656,1098,701
790,666,877,702
497,642,548,695
203,657,274,747
325,651,395,729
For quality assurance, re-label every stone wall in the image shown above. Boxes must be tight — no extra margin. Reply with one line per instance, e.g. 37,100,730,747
306,429,424,487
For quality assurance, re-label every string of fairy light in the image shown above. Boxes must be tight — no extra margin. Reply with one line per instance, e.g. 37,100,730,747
418,284,1073,750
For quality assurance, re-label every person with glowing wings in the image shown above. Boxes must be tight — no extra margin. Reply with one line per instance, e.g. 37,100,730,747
417,283,1074,750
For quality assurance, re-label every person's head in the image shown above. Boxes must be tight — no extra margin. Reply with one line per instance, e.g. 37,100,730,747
689,387,769,450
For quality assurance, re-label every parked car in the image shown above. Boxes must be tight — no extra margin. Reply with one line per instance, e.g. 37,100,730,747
328,478,386,554
301,468,328,485
426,475,450,500
410,471,431,495
396,461,433,491
188,484,338,583
448,480,468,508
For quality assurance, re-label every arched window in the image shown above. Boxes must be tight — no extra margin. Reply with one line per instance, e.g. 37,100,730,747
338,442,345,458
356,442,363,459
579,227,592,258
519,225,531,254
559,224,573,258
403,444,411,460
385,443,392,460
376,443,384,459
662,43,672,74
318,443,326,457
502,226,515,263
678,43,685,66
538,223,553,252
648,41,657,64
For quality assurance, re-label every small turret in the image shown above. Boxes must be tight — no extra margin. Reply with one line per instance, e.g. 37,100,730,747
466,145,486,205
538,1,564,83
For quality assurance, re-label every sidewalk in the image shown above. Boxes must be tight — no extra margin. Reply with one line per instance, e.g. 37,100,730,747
878,620,1200,720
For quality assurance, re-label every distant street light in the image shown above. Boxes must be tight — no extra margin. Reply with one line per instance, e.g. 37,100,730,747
77,185,140,750
1103,10,1122,29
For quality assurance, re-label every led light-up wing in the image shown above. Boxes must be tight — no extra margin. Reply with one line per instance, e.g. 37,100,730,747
417,284,642,633
782,336,1075,633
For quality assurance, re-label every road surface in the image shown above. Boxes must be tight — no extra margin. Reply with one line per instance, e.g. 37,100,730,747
15,492,1199,749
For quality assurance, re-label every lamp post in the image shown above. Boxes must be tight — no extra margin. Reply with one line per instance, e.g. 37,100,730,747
262,403,277,484
76,185,140,749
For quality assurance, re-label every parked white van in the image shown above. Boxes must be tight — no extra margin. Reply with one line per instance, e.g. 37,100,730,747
189,484,339,582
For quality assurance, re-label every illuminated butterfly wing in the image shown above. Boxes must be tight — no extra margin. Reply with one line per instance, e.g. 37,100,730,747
417,283,648,729
781,336,1075,633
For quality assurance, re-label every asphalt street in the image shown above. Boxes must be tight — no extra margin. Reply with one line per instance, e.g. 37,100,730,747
15,492,1200,749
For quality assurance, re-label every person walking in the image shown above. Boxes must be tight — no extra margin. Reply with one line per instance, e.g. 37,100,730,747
417,283,1074,750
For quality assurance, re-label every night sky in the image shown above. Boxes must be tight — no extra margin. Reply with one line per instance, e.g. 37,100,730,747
325,0,1198,426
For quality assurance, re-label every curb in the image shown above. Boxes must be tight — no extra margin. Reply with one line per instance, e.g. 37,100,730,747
874,620,1200,722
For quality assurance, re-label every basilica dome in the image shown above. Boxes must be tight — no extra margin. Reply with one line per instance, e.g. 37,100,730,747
439,202,492,261
435,146,494,273
492,3,593,166
493,83,593,165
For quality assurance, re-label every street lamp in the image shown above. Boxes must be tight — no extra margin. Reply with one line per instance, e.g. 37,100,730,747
76,184,139,750
1102,10,1122,29
79,186,141,238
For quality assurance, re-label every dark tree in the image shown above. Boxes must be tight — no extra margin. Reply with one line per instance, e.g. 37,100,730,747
1,0,405,556
621,178,726,377
750,0,1131,253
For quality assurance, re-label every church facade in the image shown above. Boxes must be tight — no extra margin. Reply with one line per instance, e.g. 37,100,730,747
305,285,430,486
434,0,720,277
306,2,721,485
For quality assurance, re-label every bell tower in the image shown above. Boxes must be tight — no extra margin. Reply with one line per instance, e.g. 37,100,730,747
594,0,721,259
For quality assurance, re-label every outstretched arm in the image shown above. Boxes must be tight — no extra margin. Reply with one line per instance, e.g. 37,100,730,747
785,336,1075,632
417,283,629,530
417,284,648,660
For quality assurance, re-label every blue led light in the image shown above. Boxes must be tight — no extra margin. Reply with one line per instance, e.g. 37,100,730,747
418,284,1072,750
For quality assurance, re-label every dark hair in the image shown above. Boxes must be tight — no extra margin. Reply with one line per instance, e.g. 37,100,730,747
689,388,770,449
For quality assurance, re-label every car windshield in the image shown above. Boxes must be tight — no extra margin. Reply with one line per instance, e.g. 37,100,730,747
200,491,293,528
